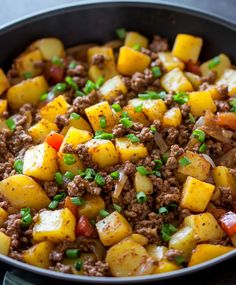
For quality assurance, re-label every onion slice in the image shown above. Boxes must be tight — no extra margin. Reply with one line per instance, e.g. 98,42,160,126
216,148,236,168
154,132,169,153
113,171,128,199
201,154,216,168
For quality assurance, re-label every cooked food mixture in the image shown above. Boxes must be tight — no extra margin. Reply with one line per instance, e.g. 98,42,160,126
1,29,236,277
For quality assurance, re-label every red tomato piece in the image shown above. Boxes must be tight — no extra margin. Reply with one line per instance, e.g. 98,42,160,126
45,132,64,151
76,216,96,238
220,211,236,236
186,60,202,76
48,65,64,83
64,196,78,219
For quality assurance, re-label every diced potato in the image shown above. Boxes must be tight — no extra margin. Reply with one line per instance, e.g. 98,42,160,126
123,103,150,126
153,261,181,274
40,95,69,123
188,90,216,116
0,99,7,115
96,211,132,246
115,137,148,163
216,69,236,96
184,72,201,90
0,208,8,227
86,139,119,168
200,54,231,78
205,85,222,100
146,245,168,262
27,38,65,60
117,46,151,76
177,151,211,181
7,75,48,110
128,234,149,246
162,107,182,127
23,241,55,268
124,32,148,49
62,253,96,275
106,239,154,277
100,75,127,102
184,213,224,242
85,101,116,132
134,172,153,194
188,244,234,266
161,68,193,92
61,116,92,136
140,99,167,122
169,226,197,260
28,119,59,144
33,209,76,243
0,68,10,95
88,62,118,82
0,175,50,210
181,176,214,212
172,34,203,63
87,46,115,64
58,152,83,175
16,49,44,77
23,142,58,181
159,52,185,71
0,232,11,255
78,193,105,219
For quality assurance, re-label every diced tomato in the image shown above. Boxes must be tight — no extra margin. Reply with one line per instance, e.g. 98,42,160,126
186,60,202,76
45,132,64,151
216,112,236,131
76,216,96,238
220,211,236,236
64,196,78,219
48,64,64,83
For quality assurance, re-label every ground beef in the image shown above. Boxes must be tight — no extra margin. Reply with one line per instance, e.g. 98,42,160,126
67,62,88,77
166,249,183,262
71,90,99,116
206,139,224,157
149,35,169,53
200,71,217,84
141,47,159,60
217,84,228,98
91,54,105,68
179,208,192,223
0,157,15,180
215,186,233,207
43,181,59,198
55,114,69,129
76,144,98,169
123,161,136,176
83,259,110,277
112,123,126,137
161,127,179,146
130,69,154,93
51,262,73,273
215,100,230,112
137,127,154,143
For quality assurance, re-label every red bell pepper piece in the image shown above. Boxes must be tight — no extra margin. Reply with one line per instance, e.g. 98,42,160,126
48,65,64,83
76,216,96,238
64,196,78,219
45,132,64,151
220,211,236,236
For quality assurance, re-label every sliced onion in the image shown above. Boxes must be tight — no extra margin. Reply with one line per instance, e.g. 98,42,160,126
193,116,205,129
113,171,128,199
154,132,169,153
222,129,233,139
216,148,236,168
201,154,216,168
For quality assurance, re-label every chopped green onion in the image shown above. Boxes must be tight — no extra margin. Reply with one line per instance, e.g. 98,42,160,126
230,99,236,112
70,112,81,120
136,166,150,176
121,111,130,118
95,76,104,88
84,80,96,94
48,200,59,210
120,117,133,128
94,131,114,140
53,192,66,201
68,61,77,69
110,171,119,180
64,154,77,165
113,203,122,212
84,168,96,180
173,92,189,105
53,82,67,93
71,197,86,206
65,76,78,90
138,90,166,100
63,171,75,181
20,208,30,217
160,224,177,242
152,170,161,177
75,259,83,271
189,113,195,123
150,126,157,133
199,143,207,153
126,134,140,143
192,129,205,142
14,159,23,174
6,117,16,131
40,93,48,101
175,255,185,266
65,249,80,259
154,159,163,170
51,56,64,67
133,44,141,51
95,173,105,187
23,71,33,79
134,104,143,113
99,116,107,129
75,90,86,97
158,207,168,215
112,103,122,112
55,172,63,185
151,66,162,78
99,209,110,218
162,153,169,164
179,156,191,167
21,213,33,227
136,192,147,204
116,28,126,39
208,56,220,69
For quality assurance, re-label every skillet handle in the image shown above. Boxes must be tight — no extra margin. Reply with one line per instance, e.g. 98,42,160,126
3,271,38,285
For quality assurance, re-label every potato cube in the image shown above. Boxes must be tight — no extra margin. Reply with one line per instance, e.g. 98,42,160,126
0,232,11,255
181,176,214,212
58,152,83,175
184,72,201,90
213,166,236,198
153,261,180,274
7,75,48,110
161,68,193,92
106,239,154,277
117,46,151,76
0,208,8,227
124,32,148,49
169,226,197,260
33,209,76,243
216,69,236,96
0,175,50,210
96,211,132,246
200,54,231,78
61,116,92,136
0,68,10,95
87,46,115,64
123,103,150,126
23,142,58,181
78,193,105,219
162,107,182,127
184,213,224,242
172,34,203,63
177,151,211,181
23,241,55,268
88,62,118,82
128,234,149,246
100,75,127,102
204,85,222,100
40,95,69,123
86,139,119,168
141,99,167,122
188,90,216,116
0,99,7,115
145,245,168,262
134,172,153,194
28,119,59,144
85,101,116,132
115,137,148,163
158,52,185,72
188,244,233,266
16,49,44,77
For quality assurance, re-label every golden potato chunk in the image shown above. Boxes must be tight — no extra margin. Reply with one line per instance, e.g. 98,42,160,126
0,232,11,255
0,175,50,210
184,72,201,90
96,211,132,246
153,261,181,274
78,193,105,219
123,101,150,126
124,32,148,48
162,107,182,127
128,233,149,246
216,69,236,96
213,166,236,198
23,142,58,181
188,90,216,116
87,46,115,64
100,75,127,102
33,209,76,243
134,172,153,194
0,207,8,227
140,99,167,122
200,54,231,78
60,116,92,135
58,152,83,175
0,99,7,115
158,52,185,71
0,68,10,95
145,245,168,262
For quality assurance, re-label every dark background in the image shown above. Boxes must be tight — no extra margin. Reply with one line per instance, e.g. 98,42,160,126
0,0,236,284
